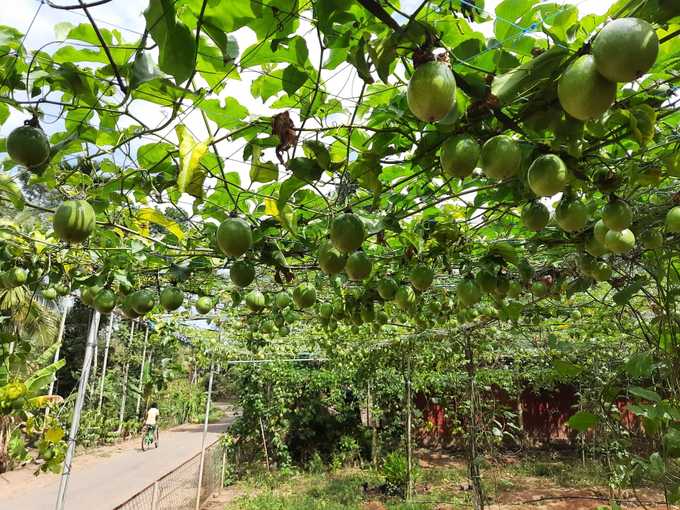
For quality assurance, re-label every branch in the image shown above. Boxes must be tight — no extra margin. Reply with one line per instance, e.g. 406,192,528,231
356,0,401,31
45,0,111,9
78,0,127,94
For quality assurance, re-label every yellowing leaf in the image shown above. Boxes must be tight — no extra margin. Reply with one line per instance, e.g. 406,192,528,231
264,197,279,217
176,124,209,198
137,208,185,240
44,426,65,443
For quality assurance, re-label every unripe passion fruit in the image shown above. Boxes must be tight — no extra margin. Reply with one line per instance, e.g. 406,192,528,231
330,213,365,253
230,260,256,288
521,201,550,232
555,199,588,232
407,60,457,123
440,135,480,179
641,229,663,250
293,283,316,308
666,207,680,233
377,277,398,300
216,218,252,257
318,240,347,275
160,286,184,311
558,55,616,121
53,200,96,244
410,264,434,291
480,135,521,180
94,288,116,314
457,278,481,306
604,229,636,254
602,199,633,231
7,125,50,168
527,154,568,197
130,289,156,314
196,296,213,314
592,18,659,83
345,251,372,281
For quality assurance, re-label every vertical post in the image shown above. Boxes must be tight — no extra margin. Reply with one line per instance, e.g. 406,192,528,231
135,324,149,417
45,303,69,419
118,321,135,433
465,337,484,510
151,480,159,510
259,416,270,472
405,355,413,501
195,357,215,510
220,450,226,493
55,310,101,510
97,314,115,413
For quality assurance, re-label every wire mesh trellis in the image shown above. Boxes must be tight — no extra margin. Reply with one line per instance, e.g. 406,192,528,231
114,440,224,510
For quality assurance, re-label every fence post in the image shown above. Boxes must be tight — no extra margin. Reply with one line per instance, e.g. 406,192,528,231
117,321,135,433
135,324,149,417
151,480,159,510
55,310,101,510
46,300,70,419
97,314,115,413
195,357,215,510
220,450,226,493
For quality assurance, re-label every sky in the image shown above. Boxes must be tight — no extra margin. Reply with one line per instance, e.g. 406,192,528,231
1,0,617,198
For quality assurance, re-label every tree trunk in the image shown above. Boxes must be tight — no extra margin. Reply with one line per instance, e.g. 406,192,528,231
465,338,484,510
0,416,15,473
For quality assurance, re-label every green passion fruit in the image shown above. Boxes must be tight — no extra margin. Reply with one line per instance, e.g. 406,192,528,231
318,303,333,319
330,213,365,253
555,199,588,232
80,285,102,307
293,283,316,308
592,18,659,83
527,154,568,197
196,296,213,314
41,287,57,300
377,277,398,300
318,240,347,275
395,286,416,311
53,200,96,244
604,229,636,254
245,291,265,312
585,235,609,257
129,289,156,314
591,261,613,282
641,229,664,250
216,217,252,258
476,269,497,295
440,135,480,179
521,201,550,232
230,260,256,288
410,264,434,291
558,55,616,121
666,207,680,233
479,135,521,180
407,60,457,123
7,125,50,168
594,219,609,244
602,199,633,231
93,288,116,314
275,291,292,309
345,251,372,281
160,286,184,311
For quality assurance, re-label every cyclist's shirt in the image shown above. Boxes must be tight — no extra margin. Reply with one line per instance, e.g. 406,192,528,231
145,407,160,426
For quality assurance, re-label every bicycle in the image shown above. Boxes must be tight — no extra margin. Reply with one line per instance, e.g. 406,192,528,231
141,424,158,451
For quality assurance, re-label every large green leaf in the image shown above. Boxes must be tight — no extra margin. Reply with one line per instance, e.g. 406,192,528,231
176,125,209,199
567,411,599,432
24,359,65,397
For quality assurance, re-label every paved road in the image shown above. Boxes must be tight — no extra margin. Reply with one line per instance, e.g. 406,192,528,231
0,412,237,510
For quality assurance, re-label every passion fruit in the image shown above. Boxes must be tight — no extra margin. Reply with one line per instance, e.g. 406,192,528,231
410,264,434,291
666,206,680,233
293,283,316,308
160,286,184,311
602,199,633,231
377,277,398,300
592,18,659,83
318,240,347,275
93,288,116,314
195,296,213,314
641,229,664,249
480,135,522,180
407,60,457,123
585,236,608,257
7,125,50,168
345,251,372,281
594,219,609,244
129,289,156,314
555,198,588,232
457,278,481,306
41,287,57,300
53,200,96,244
216,217,252,257
521,201,550,231
330,213,365,253
395,286,416,311
527,154,568,197
558,55,616,121
440,135,480,179
604,229,636,254
230,260,256,288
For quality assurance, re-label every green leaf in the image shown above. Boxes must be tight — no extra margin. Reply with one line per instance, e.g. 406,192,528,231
176,125,209,199
567,411,599,432
241,36,309,68
203,24,239,64
649,451,665,476
624,353,654,378
629,104,657,146
302,140,330,170
249,145,279,183
0,174,24,210
629,386,661,402
159,21,196,84
613,279,644,305
282,65,308,96
24,359,65,397
287,157,323,182
200,98,248,130
130,51,162,89
553,359,582,378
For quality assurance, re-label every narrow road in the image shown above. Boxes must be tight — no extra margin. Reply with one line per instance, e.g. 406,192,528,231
0,409,237,510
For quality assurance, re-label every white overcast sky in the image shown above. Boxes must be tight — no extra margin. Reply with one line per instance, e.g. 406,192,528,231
1,0,615,202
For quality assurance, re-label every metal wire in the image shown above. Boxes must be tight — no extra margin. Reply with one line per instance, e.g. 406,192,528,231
114,440,224,510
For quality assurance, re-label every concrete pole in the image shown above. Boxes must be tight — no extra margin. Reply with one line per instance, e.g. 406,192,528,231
195,357,215,510
135,325,149,418
97,314,115,413
55,310,101,510
45,303,69,420
405,355,413,501
117,321,135,433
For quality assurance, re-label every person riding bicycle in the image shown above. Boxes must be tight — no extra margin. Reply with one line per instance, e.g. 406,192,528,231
144,402,160,442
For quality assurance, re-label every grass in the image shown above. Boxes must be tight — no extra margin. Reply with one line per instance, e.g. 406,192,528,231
222,451,637,509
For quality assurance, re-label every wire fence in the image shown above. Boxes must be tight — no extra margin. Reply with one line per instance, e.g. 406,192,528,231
114,440,225,510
